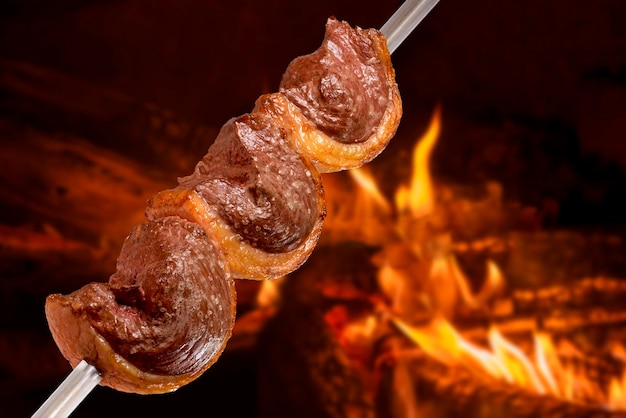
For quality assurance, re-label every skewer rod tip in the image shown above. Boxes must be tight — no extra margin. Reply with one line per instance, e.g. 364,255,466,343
32,361,101,418
380,0,440,54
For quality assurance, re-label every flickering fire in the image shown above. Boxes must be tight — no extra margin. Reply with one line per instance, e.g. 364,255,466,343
329,106,626,412
321,166,393,246
428,253,505,312
348,168,392,215
394,104,440,218
393,316,626,410
256,276,285,308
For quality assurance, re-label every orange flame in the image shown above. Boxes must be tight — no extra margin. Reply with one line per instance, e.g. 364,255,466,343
322,165,394,246
393,316,510,380
327,103,626,412
488,327,547,394
325,106,441,247
610,372,626,410
394,316,626,410
425,253,505,317
349,167,392,214
533,332,563,397
477,260,505,304
342,314,379,345
256,277,285,308
395,105,441,218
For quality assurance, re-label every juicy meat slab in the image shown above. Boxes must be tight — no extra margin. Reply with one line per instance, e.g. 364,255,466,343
280,17,393,145
46,217,235,393
178,113,320,253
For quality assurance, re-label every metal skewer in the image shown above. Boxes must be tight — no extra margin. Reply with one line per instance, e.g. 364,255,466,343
31,1,439,416
381,0,440,54
31,360,101,418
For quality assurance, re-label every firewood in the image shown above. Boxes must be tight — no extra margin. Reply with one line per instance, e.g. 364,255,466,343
376,351,626,418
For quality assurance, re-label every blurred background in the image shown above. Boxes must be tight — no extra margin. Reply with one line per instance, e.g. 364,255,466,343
1,0,626,416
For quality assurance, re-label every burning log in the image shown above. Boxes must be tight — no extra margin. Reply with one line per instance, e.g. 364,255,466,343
511,276,626,316
254,244,626,418
252,245,626,418
451,276,626,345
376,350,626,418
504,231,626,290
